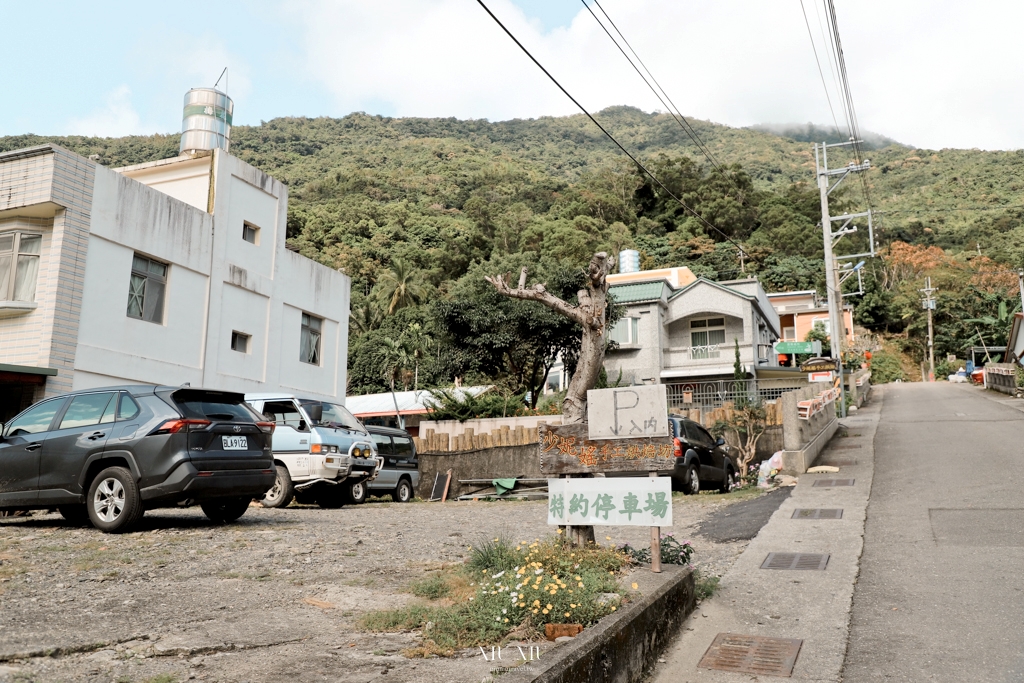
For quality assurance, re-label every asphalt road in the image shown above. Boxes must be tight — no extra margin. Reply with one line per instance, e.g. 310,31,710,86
696,486,792,542
843,383,1024,682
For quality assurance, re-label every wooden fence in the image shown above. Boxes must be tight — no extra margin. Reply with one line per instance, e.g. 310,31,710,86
415,423,551,453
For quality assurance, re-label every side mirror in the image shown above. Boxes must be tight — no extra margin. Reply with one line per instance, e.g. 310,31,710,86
716,437,726,446
305,404,323,423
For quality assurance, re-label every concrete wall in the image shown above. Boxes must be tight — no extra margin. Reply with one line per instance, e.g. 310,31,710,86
415,445,541,500
985,364,1017,395
780,384,839,474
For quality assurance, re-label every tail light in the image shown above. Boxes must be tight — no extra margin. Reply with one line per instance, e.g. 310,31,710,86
673,438,683,458
256,421,276,434
150,419,211,435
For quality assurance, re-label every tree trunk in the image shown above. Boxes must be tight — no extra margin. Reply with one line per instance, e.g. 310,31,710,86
486,252,612,546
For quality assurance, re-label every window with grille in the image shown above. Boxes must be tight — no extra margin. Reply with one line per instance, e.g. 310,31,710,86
0,232,42,302
300,313,323,365
127,254,167,324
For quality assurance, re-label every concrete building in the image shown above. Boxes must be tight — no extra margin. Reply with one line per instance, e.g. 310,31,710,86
603,267,790,407
0,126,349,421
766,290,854,366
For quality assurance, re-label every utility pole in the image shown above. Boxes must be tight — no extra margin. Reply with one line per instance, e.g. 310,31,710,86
921,277,937,382
1017,269,1024,314
815,141,873,418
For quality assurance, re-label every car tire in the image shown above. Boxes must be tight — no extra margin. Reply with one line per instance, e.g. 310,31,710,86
315,485,346,509
682,463,700,495
58,504,92,526
718,469,736,494
201,497,252,523
87,466,144,533
261,465,294,508
392,478,413,503
346,480,368,505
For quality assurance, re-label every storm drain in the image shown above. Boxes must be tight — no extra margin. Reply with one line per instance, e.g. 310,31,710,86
792,508,843,519
761,552,830,570
812,478,855,487
698,633,803,677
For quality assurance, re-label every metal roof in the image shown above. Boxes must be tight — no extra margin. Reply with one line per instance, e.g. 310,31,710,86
345,386,493,417
608,281,668,304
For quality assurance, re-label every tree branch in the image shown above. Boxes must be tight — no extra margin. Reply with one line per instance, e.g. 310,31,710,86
485,267,593,328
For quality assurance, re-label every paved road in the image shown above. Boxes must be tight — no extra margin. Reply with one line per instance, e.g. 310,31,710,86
844,383,1024,682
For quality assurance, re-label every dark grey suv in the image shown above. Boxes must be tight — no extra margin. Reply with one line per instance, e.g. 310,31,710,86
0,386,276,533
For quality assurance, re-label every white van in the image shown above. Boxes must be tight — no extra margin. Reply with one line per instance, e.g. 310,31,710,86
245,394,382,508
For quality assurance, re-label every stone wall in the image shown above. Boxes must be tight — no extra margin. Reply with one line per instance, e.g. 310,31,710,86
416,445,542,500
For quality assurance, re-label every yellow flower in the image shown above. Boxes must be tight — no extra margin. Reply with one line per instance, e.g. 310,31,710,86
532,609,538,614
564,612,571,617
519,602,525,607
574,576,581,581
570,604,577,608
504,618,509,623
542,609,549,614
631,583,639,590
556,529,563,534
546,604,553,610
533,599,541,606
611,606,617,611
609,571,614,575
494,538,499,542
482,570,488,574
550,590,557,595
578,582,584,587
606,536,612,540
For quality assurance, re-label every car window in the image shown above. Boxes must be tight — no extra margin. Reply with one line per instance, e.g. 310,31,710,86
263,401,304,428
305,401,362,430
59,392,117,430
684,421,713,448
6,398,64,436
178,400,259,422
371,433,393,455
393,436,413,457
117,393,141,420
695,424,716,447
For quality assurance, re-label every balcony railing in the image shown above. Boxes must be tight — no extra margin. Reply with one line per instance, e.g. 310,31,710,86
689,344,721,360
665,378,806,410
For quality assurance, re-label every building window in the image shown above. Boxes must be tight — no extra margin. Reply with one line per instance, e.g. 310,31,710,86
690,317,726,359
300,313,323,365
242,222,260,245
127,254,167,324
608,317,640,345
231,331,250,353
0,232,42,302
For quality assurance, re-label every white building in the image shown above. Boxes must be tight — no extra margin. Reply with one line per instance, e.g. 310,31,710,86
0,99,349,421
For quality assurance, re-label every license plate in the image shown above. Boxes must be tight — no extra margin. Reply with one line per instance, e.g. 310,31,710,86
222,436,248,450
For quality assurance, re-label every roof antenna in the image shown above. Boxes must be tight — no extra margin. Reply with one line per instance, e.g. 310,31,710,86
213,67,228,94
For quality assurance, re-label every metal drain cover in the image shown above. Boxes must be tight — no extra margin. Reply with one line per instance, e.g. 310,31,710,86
761,552,830,570
812,478,855,487
792,508,843,519
698,632,803,676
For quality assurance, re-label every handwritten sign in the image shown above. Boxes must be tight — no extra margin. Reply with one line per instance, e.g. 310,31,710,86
547,477,672,527
586,385,669,440
538,423,676,475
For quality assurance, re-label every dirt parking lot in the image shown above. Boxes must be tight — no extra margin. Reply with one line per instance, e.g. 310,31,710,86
0,490,766,683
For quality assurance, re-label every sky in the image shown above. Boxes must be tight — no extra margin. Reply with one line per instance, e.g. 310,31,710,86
2,1,1023,151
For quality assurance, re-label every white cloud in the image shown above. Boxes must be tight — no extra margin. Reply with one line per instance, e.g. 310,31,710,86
66,85,161,137
292,0,1024,150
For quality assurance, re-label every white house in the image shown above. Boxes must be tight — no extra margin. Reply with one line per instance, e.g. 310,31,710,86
0,96,349,422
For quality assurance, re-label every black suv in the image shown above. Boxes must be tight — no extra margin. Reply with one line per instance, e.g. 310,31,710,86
364,425,418,503
0,386,276,532
669,416,737,494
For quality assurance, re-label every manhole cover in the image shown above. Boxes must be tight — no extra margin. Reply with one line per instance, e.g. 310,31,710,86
812,478,855,487
698,632,803,676
792,508,843,519
822,458,857,467
833,444,862,450
761,552,830,570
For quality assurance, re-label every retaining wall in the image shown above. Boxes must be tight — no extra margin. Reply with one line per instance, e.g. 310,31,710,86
416,445,541,500
779,384,840,475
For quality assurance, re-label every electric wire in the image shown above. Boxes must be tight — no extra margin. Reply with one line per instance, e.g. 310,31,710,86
799,0,843,137
474,0,751,260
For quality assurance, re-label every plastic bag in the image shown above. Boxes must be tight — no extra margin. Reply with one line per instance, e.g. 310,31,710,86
757,460,773,488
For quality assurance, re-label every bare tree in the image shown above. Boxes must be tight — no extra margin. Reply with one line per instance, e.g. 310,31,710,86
484,252,612,424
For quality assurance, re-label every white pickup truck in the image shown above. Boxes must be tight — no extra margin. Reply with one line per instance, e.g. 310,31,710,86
245,394,382,508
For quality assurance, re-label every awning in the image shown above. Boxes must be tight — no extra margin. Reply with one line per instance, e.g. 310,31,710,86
0,363,58,385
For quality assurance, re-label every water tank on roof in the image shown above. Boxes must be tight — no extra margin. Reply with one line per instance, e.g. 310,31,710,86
618,249,640,274
179,88,234,154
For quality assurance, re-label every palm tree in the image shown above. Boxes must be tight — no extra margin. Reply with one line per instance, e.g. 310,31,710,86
350,299,383,336
375,259,426,315
377,336,412,429
403,322,433,391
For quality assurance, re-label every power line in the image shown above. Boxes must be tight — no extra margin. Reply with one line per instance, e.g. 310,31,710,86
474,0,751,260
877,206,1024,214
581,0,723,173
798,0,842,137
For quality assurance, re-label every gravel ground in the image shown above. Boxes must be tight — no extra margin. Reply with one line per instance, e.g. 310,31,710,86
0,490,762,683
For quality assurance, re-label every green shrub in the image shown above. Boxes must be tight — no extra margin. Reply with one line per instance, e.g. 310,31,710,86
424,389,530,422
869,350,905,383
618,534,693,565
468,537,525,574
410,574,451,600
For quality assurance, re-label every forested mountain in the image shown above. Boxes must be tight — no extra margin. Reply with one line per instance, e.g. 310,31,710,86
5,107,1023,391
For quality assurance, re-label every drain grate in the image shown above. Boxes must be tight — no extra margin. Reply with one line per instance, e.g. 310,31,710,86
792,508,843,519
812,478,855,487
698,632,803,676
833,444,862,450
761,552,830,570
822,458,857,467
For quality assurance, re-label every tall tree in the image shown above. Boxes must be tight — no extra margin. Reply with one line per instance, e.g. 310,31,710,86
375,259,426,315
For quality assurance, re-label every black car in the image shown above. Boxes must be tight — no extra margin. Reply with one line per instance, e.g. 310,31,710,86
0,386,276,532
669,416,737,494
363,425,419,503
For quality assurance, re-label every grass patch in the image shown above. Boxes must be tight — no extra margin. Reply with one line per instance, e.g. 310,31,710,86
694,570,720,602
361,536,631,653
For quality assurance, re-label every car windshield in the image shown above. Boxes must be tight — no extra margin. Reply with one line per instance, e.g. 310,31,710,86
172,390,260,422
303,401,362,430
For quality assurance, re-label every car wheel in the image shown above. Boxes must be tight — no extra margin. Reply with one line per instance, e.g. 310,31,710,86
315,484,346,509
718,469,736,494
261,465,294,508
201,497,252,523
682,463,700,495
392,478,413,503
346,480,368,505
87,467,144,533
58,504,92,526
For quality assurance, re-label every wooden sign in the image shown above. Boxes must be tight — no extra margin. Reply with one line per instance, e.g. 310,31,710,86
799,357,838,373
538,423,676,475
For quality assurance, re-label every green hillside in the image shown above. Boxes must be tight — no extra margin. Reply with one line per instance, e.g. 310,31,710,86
4,107,1022,391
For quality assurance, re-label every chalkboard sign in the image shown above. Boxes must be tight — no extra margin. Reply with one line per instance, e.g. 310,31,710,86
429,469,452,502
